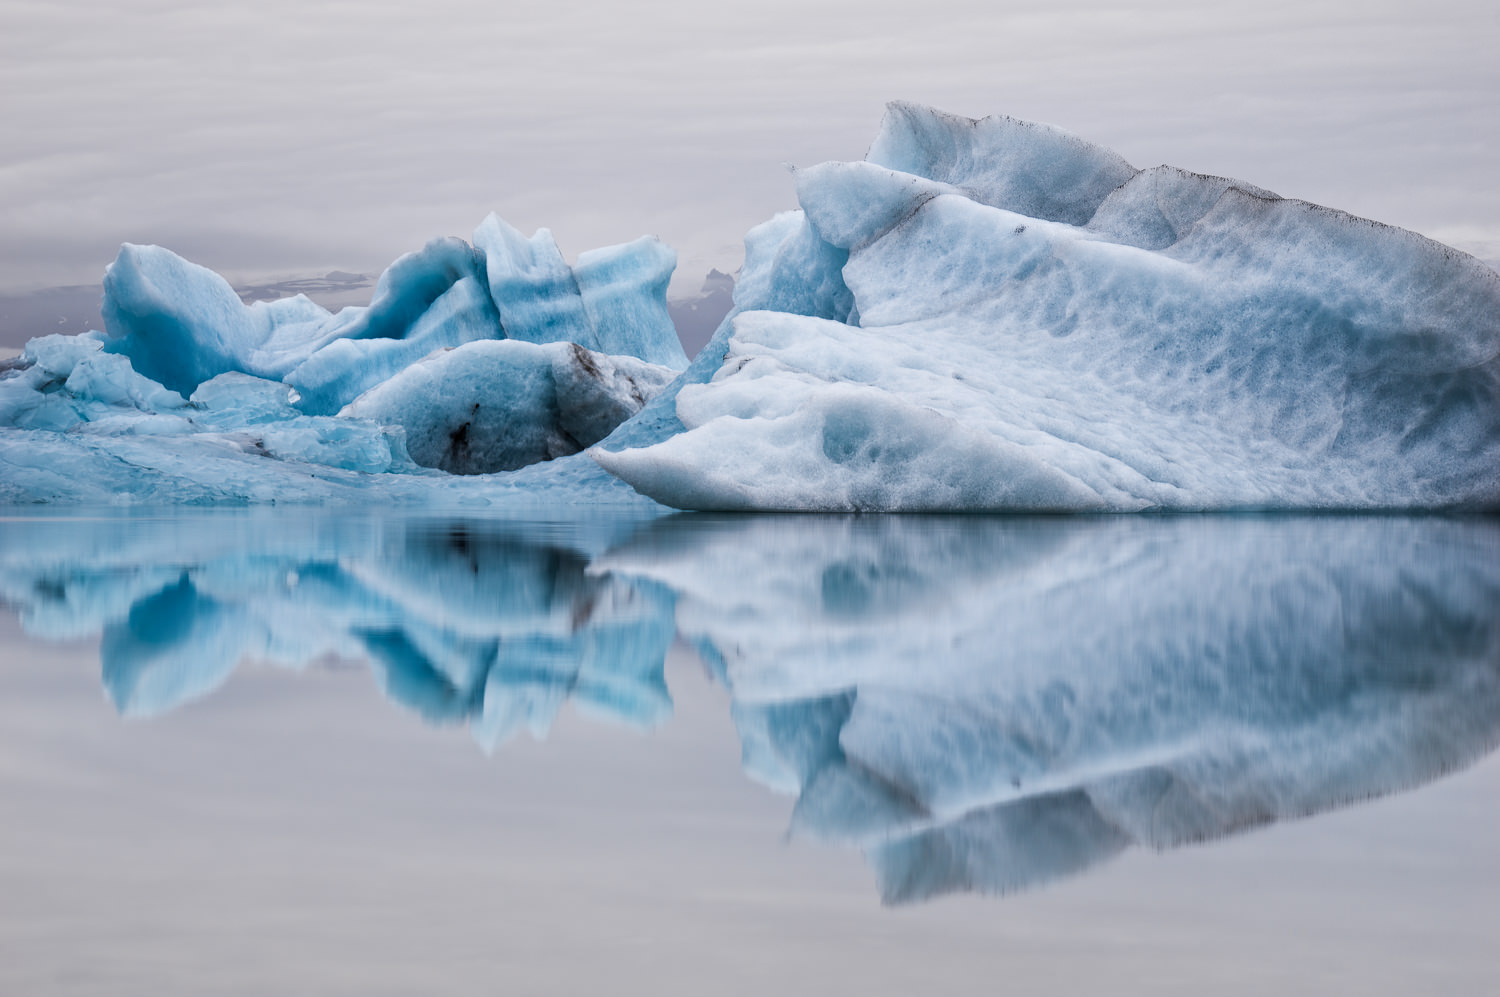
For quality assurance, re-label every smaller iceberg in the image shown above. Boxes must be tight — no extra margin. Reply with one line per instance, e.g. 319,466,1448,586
0,214,686,506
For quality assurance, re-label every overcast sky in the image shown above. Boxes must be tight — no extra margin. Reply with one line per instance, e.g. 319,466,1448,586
1,0,1496,295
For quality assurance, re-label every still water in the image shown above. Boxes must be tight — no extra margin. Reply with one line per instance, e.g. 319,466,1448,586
2,511,1497,994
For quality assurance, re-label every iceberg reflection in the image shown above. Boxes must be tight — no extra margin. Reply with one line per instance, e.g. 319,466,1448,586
3,512,1498,903
606,515,1500,902
1,514,676,749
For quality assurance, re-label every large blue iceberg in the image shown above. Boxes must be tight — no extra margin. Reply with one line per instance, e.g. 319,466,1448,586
3,104,1497,509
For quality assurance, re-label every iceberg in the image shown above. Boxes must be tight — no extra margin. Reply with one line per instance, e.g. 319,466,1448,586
0,215,684,506
4,103,1496,510
101,242,338,395
594,103,1500,511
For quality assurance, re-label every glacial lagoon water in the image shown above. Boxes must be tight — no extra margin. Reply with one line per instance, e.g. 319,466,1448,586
2,510,1498,994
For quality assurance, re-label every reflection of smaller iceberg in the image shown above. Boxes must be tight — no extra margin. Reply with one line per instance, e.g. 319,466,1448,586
1,514,676,747
605,515,1500,903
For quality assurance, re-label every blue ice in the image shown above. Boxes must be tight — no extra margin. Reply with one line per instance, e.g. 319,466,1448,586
1,216,685,504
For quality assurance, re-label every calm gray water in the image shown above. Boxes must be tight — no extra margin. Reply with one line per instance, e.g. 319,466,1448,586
2,510,1497,994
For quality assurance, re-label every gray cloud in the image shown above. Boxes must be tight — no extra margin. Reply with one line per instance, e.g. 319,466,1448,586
1,0,1496,304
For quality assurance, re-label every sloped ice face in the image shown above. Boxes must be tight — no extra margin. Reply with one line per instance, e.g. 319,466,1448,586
284,266,503,416
594,103,1500,511
474,215,687,368
593,207,857,456
101,243,335,395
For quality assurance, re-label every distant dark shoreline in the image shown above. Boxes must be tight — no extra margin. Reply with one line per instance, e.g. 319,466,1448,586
0,268,734,357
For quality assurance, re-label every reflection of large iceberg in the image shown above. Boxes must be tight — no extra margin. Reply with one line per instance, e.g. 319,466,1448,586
601,515,1500,901
595,104,1500,511
5,512,1499,903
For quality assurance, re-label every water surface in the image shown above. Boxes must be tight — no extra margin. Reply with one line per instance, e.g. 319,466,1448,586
2,511,1497,993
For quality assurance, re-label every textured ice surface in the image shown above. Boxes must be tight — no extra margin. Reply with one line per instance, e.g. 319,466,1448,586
595,103,1500,511
593,208,857,457
0,335,410,473
285,271,503,416
341,339,675,474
